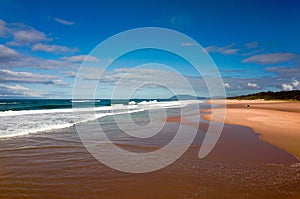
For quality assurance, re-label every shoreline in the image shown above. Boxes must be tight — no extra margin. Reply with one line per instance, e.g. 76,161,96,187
202,99,300,160
1,103,300,198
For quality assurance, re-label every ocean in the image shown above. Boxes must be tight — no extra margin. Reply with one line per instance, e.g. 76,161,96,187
0,99,202,138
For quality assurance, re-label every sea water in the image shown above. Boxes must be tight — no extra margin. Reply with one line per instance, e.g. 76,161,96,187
0,99,203,138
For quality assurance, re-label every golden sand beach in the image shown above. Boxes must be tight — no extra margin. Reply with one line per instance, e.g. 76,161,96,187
203,100,300,160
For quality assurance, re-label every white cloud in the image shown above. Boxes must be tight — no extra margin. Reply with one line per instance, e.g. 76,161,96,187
1,19,78,55
54,17,75,26
265,66,300,78
62,71,77,77
222,49,239,55
11,28,51,45
245,42,259,49
0,69,65,84
205,43,238,55
52,79,69,86
75,67,104,80
32,43,78,53
292,78,299,87
223,83,230,88
247,82,259,88
220,71,300,95
61,55,100,63
281,78,300,91
205,42,262,57
0,83,28,91
0,19,51,46
282,83,293,91
0,19,8,37
0,44,20,61
0,83,43,97
241,48,265,56
243,53,297,65
0,54,78,70
24,57,76,69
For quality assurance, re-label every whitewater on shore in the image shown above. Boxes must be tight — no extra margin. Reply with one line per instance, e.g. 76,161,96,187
0,99,203,138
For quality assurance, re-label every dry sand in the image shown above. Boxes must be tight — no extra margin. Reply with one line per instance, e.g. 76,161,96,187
202,100,300,160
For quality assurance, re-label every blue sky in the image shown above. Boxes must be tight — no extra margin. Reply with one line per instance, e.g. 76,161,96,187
0,0,299,98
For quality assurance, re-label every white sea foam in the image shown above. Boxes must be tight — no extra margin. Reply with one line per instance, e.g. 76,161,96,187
0,100,203,138
0,102,20,105
0,108,74,117
138,100,158,105
128,101,137,105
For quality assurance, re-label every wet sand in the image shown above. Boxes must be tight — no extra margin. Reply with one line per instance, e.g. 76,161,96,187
203,100,300,160
0,105,300,198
